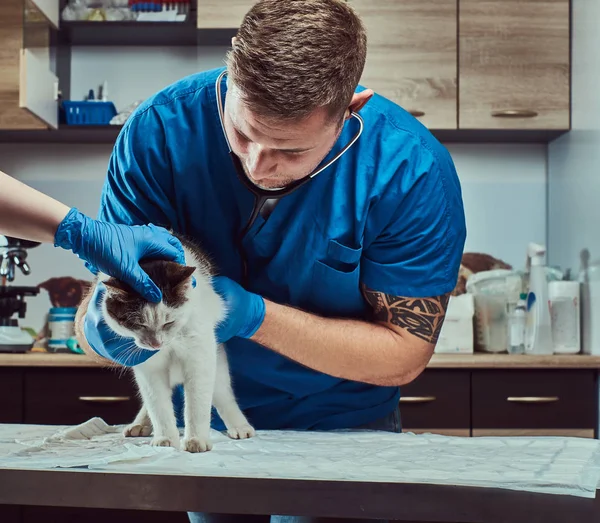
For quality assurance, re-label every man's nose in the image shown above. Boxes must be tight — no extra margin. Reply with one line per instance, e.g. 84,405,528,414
246,145,277,179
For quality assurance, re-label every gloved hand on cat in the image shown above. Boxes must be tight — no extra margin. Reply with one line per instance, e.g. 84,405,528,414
54,208,185,303
212,276,266,342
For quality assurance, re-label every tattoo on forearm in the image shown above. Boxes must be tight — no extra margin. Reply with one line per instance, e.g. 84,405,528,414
362,286,450,344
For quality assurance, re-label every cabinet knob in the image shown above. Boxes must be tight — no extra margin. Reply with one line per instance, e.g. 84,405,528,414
400,396,436,403
409,110,425,118
491,109,538,118
506,396,559,403
78,396,131,403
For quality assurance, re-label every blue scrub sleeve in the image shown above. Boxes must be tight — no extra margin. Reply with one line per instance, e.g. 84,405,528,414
98,107,179,228
361,157,466,298
83,107,178,364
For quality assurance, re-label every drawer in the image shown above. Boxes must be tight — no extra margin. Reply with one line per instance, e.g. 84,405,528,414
472,370,597,434
24,368,141,425
23,507,189,523
399,370,470,435
0,369,23,423
0,505,21,523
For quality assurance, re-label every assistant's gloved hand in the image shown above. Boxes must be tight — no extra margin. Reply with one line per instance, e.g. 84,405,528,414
212,276,266,343
54,208,185,303
84,282,156,366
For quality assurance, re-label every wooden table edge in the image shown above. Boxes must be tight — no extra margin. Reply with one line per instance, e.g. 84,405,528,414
0,468,597,522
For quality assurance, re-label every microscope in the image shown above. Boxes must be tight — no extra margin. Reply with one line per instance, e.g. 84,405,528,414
0,235,40,352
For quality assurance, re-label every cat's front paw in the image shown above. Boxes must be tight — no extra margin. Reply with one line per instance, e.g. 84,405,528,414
227,424,256,440
150,436,180,449
182,436,213,453
123,423,152,438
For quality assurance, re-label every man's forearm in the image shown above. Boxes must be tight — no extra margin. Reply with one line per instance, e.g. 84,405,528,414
251,300,434,387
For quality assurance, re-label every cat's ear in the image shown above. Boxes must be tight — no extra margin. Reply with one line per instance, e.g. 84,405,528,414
103,278,130,298
166,264,196,290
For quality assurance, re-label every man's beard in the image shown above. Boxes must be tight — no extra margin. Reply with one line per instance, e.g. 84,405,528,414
240,124,343,190
244,169,308,190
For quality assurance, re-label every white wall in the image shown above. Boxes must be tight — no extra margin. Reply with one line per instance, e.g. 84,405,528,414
548,0,600,274
0,46,548,331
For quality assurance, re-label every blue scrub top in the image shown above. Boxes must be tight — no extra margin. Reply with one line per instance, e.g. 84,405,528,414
95,66,466,431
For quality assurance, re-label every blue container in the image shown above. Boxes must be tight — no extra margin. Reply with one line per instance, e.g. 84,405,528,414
62,101,117,126
48,307,77,352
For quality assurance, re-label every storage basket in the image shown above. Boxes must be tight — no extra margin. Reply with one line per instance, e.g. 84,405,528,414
62,101,117,125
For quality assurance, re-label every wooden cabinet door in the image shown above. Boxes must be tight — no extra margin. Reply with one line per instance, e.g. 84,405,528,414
459,0,570,130
0,369,23,423
197,1,257,29
24,368,141,426
400,370,470,437
0,505,21,523
27,0,60,29
349,0,457,129
472,370,597,438
0,0,48,130
0,0,58,130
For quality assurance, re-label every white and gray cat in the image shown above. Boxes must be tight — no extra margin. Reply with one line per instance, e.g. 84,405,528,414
81,234,254,453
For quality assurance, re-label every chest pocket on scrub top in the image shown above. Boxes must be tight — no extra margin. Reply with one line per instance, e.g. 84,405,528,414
310,238,363,317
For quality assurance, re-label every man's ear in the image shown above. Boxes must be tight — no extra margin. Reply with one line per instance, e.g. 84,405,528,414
345,89,374,119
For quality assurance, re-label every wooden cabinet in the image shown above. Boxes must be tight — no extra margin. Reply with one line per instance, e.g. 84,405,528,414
0,0,59,130
22,507,188,523
400,370,470,436
24,368,140,425
471,370,597,437
197,1,256,29
458,0,570,130
0,369,23,423
349,0,457,129
0,505,21,523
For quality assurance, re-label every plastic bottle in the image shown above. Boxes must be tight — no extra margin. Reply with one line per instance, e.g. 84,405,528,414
524,243,554,355
508,293,527,354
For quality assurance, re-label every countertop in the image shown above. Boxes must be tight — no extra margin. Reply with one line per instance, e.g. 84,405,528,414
1,352,600,369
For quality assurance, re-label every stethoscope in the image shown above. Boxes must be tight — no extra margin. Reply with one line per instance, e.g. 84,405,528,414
215,70,364,282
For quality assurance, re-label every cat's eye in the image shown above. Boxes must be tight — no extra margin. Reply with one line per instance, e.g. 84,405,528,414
163,321,175,328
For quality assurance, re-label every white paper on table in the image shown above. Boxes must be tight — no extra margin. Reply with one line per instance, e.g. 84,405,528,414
1,420,600,499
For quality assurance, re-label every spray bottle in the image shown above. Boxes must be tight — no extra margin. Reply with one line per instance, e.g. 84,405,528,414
524,243,553,355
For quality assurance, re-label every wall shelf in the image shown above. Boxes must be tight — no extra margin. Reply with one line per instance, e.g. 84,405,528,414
60,21,236,47
0,127,568,145
0,125,122,144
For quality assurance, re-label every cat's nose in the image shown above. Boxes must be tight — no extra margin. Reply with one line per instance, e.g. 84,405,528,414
146,338,162,349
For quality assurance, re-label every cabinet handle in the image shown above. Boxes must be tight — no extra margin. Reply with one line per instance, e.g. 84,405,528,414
491,109,538,118
400,396,436,403
409,110,425,118
506,396,559,403
78,396,131,403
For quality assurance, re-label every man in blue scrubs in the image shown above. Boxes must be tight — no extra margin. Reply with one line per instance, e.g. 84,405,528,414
82,0,466,521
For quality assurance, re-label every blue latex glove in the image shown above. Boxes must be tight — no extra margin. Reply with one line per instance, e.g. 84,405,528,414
54,208,185,303
213,276,266,343
84,282,156,366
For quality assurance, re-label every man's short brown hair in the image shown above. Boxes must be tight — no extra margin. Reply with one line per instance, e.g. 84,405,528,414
225,0,367,123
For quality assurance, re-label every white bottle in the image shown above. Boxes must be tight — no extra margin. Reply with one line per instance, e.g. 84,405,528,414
525,243,554,355
508,293,527,354
549,281,581,354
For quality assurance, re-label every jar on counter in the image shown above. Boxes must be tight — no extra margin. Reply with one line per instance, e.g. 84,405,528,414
47,307,77,352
